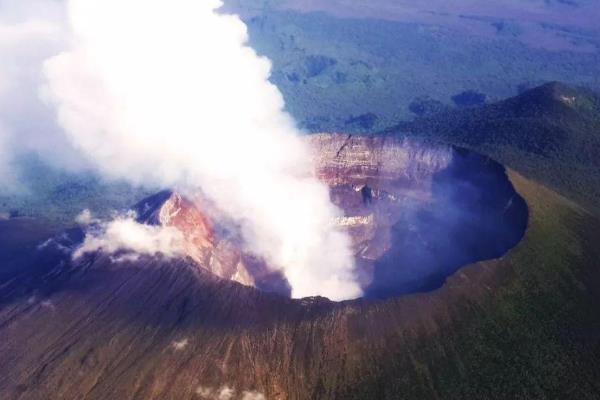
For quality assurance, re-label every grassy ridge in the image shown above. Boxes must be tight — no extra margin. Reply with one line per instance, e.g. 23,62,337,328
388,82,600,216
339,172,600,399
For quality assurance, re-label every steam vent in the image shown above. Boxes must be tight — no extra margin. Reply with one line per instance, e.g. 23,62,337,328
135,134,528,300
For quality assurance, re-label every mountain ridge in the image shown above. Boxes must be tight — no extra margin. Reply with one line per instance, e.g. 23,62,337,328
386,81,600,216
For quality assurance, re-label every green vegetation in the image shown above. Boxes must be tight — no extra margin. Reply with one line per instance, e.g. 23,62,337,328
340,173,600,399
240,11,600,132
388,82,600,216
0,154,152,228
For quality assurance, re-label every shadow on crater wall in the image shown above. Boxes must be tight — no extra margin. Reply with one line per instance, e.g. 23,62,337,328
362,147,528,299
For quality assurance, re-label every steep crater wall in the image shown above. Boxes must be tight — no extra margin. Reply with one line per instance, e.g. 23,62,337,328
309,134,528,299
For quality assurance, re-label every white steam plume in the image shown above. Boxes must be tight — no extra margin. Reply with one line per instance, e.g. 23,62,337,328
0,0,85,190
43,0,360,300
73,213,185,261
0,124,18,191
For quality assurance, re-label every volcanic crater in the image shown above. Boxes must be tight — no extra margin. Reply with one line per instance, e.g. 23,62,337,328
0,133,536,400
136,133,528,300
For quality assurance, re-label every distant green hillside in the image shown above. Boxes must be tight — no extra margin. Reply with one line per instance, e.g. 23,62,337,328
234,9,600,132
0,155,152,227
387,82,600,216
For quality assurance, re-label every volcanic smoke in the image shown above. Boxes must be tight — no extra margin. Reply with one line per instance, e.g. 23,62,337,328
42,0,361,300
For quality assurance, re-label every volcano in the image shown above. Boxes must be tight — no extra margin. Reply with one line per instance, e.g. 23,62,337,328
0,134,540,400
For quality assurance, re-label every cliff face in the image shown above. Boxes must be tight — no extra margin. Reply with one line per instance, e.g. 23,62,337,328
308,134,453,186
309,134,458,294
0,134,533,399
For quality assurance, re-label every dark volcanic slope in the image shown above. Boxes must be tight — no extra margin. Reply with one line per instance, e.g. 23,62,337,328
0,218,57,284
1,171,599,399
388,82,600,216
